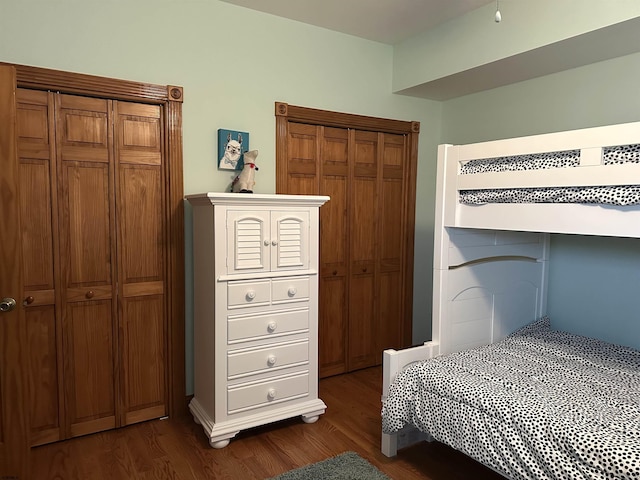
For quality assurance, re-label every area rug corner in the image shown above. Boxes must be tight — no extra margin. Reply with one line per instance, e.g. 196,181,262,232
267,451,391,480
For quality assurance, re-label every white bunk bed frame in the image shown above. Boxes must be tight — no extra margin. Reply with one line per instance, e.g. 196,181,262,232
381,121,640,457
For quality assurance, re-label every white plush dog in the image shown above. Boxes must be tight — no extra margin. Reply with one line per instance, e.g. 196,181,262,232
231,150,259,193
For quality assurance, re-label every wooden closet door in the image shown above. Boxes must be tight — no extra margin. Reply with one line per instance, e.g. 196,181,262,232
114,101,167,426
348,130,379,371
56,94,118,438
318,126,349,377
377,133,407,353
276,103,418,378
16,89,64,446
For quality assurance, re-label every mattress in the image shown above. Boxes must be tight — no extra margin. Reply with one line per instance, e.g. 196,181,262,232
459,144,640,206
381,317,640,480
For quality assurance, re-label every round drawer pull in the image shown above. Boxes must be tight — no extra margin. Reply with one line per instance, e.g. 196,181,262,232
267,355,277,366
86,290,94,299
246,290,256,301
267,321,277,333
24,296,35,305
271,240,278,246
287,287,297,297
267,388,277,400
264,239,270,246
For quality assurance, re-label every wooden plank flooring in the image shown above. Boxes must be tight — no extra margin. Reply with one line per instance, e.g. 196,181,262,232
31,367,504,479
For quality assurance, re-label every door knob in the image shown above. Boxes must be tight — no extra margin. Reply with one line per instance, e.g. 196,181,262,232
0,298,17,313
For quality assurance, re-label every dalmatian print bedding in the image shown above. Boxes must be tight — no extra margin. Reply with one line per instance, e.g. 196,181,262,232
459,144,640,206
381,317,640,480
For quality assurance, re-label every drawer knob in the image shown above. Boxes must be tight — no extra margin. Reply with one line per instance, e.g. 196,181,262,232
267,321,277,333
287,287,297,297
267,355,277,366
271,240,278,246
86,290,94,299
264,239,270,246
246,290,256,301
267,388,277,400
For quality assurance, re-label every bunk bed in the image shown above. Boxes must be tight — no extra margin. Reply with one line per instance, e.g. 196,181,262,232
380,122,640,479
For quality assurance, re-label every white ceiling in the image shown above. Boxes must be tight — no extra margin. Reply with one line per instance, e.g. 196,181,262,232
219,0,495,45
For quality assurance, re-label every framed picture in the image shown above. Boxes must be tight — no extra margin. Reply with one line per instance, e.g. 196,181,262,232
218,129,249,171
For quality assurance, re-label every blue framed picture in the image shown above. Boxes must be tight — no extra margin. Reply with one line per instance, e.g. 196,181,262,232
218,129,249,171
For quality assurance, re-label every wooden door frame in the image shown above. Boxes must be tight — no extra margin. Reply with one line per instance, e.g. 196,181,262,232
275,102,419,347
3,62,187,418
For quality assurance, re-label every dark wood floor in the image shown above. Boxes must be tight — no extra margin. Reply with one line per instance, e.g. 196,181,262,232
31,367,504,479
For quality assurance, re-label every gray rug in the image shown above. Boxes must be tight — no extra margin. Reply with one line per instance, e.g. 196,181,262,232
267,451,391,480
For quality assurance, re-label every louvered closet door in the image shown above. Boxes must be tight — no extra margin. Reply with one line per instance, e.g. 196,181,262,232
114,101,167,426
56,94,118,438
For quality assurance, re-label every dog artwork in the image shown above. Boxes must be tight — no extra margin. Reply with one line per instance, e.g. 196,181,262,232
220,132,243,170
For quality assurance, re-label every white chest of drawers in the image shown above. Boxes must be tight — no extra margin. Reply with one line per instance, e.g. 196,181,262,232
186,193,329,448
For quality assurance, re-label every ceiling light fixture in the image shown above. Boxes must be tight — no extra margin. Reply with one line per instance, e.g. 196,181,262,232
495,0,502,23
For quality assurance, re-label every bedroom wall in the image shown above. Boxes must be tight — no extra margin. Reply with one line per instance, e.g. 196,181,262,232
0,0,440,394
440,51,640,350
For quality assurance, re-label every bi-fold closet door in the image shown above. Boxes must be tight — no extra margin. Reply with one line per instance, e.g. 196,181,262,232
18,89,167,446
277,111,418,378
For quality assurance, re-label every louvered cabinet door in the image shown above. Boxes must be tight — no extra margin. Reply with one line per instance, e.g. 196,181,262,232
226,209,310,275
271,211,309,271
226,210,270,275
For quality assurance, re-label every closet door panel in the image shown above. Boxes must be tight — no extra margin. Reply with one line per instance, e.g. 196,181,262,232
318,127,349,376
57,94,117,438
319,176,348,377
62,163,113,287
348,273,376,370
25,307,60,446
65,301,116,437
286,122,319,177
378,133,407,352
16,89,64,445
121,295,166,425
114,101,167,424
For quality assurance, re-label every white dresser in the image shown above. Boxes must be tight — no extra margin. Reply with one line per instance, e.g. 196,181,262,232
186,192,329,448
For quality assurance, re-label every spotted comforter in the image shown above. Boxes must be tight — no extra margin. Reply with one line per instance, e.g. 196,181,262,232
382,318,640,479
459,144,640,206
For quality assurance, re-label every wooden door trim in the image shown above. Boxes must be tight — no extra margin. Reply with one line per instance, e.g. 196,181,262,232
5,62,186,418
0,63,30,480
275,102,418,348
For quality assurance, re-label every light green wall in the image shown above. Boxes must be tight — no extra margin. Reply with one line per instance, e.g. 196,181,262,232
440,52,640,349
0,0,441,394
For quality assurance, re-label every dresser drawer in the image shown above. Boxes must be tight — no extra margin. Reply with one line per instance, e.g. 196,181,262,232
227,279,270,308
227,372,309,413
272,276,309,303
227,308,309,343
228,340,309,378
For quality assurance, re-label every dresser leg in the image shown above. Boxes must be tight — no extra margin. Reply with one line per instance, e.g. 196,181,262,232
301,414,319,424
209,437,232,449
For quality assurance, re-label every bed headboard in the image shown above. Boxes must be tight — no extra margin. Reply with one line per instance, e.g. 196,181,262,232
433,121,640,355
